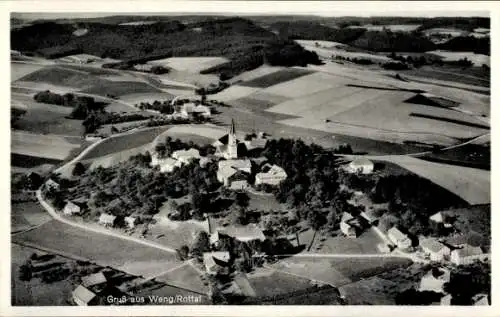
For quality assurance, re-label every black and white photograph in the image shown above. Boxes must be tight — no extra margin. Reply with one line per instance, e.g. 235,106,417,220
5,0,494,313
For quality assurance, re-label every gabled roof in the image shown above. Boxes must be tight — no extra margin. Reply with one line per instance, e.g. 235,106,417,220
350,158,374,167
99,213,116,223
429,211,444,223
388,227,408,241
72,285,96,304
453,244,483,258
341,212,354,223
420,237,449,253
82,272,107,288
217,165,238,179
65,201,80,210
218,159,252,171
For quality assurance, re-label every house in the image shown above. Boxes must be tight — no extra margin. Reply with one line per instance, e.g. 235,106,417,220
243,137,268,152
419,267,450,293
340,212,357,237
72,285,98,306
255,164,287,186
125,216,138,229
450,244,486,266
203,251,230,275
440,294,452,305
45,179,60,191
98,213,116,227
445,233,485,249
199,157,212,168
182,103,211,118
229,180,249,191
214,119,239,159
250,156,268,168
172,148,201,165
218,159,252,174
161,158,182,173
429,211,453,228
63,201,82,216
472,293,489,305
345,158,374,174
133,63,154,72
387,227,412,249
81,272,107,288
420,237,451,262
217,160,251,186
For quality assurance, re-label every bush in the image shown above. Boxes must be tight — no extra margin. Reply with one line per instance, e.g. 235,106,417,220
72,162,86,176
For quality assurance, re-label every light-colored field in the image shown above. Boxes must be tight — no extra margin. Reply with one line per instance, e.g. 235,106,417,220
11,219,180,278
87,143,152,170
119,21,157,26
262,72,347,99
424,28,467,36
98,73,148,82
269,259,352,287
427,50,490,67
118,92,175,105
148,57,230,73
299,42,392,63
13,81,80,94
72,28,88,36
11,63,45,82
309,229,383,254
372,155,490,205
211,85,261,101
154,263,209,294
295,40,347,49
147,219,205,250
11,131,81,161
228,65,285,84
360,24,421,32
57,54,103,64
247,268,314,297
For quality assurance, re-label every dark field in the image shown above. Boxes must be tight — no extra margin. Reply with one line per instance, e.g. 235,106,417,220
11,153,62,168
80,80,162,97
238,68,314,88
402,66,490,88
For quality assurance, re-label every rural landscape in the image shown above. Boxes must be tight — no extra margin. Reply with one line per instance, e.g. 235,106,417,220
10,11,490,306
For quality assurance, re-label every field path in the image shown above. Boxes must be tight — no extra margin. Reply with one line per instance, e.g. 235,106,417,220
35,189,177,254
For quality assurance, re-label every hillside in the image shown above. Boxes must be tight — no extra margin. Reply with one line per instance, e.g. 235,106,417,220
11,18,321,78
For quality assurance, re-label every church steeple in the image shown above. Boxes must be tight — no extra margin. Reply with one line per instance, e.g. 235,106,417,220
226,118,238,159
230,118,236,136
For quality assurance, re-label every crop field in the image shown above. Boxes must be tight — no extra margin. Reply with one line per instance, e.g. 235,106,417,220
228,65,285,84
424,28,468,37
327,257,412,282
231,93,289,113
427,50,490,67
80,80,162,97
148,56,230,73
295,40,347,49
376,155,490,205
87,143,152,170
11,244,74,306
238,68,314,88
355,24,422,32
402,66,490,88
80,126,170,160
147,219,206,250
269,259,352,287
11,62,44,82
211,85,260,102
338,277,399,305
247,268,314,297
309,229,383,254
154,263,209,294
16,66,106,90
11,86,38,95
11,202,52,233
12,131,81,161
11,219,180,278
160,125,229,141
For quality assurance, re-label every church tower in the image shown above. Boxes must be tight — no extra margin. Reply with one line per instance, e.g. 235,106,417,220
226,118,238,159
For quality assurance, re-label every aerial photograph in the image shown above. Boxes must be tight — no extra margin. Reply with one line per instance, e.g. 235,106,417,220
10,8,490,307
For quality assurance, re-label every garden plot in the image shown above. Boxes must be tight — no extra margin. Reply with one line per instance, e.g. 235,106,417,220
11,131,80,161
262,72,347,99
11,62,45,82
148,57,230,73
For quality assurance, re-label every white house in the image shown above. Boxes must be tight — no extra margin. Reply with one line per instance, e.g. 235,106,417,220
172,148,201,165
420,237,451,262
472,293,489,305
199,157,212,168
218,159,252,174
345,158,374,174
203,251,230,275
419,267,450,293
255,164,287,186
81,272,107,288
125,216,138,229
63,201,82,216
440,294,452,305
161,158,182,173
72,285,98,306
450,244,487,266
229,180,249,191
98,213,116,227
429,211,453,228
388,227,412,249
340,212,357,237
183,103,211,118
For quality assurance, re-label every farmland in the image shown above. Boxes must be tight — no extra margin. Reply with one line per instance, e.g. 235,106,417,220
427,50,490,67
308,228,383,254
154,262,209,294
80,80,162,97
246,268,314,297
11,62,44,82
148,56,230,73
238,68,314,88
11,219,181,278
11,201,52,233
12,131,81,161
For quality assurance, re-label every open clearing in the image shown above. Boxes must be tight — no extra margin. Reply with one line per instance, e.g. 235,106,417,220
427,50,490,67
299,42,392,63
11,219,180,278
148,57,230,73
11,62,44,82
370,155,490,205
12,131,81,161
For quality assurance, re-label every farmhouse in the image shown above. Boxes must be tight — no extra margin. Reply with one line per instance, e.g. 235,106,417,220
172,148,201,165
420,237,451,262
429,211,453,229
82,272,107,288
203,251,230,275
63,201,83,216
388,227,412,249
340,212,357,237
99,213,116,227
450,244,487,266
45,179,60,191
472,293,490,305
182,103,211,118
229,180,249,191
125,216,138,229
345,158,374,174
72,285,98,306
199,157,212,168
217,159,252,187
419,267,450,293
255,164,287,186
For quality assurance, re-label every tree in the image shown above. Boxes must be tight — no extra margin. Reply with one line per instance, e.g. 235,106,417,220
235,192,250,209
72,162,86,177
176,245,190,261
18,263,32,281
191,231,211,258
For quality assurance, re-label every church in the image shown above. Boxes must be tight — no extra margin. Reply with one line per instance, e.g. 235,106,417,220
213,119,241,159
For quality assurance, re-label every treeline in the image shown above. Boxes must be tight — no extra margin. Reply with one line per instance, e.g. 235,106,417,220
136,100,175,113
439,36,490,55
33,90,105,120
